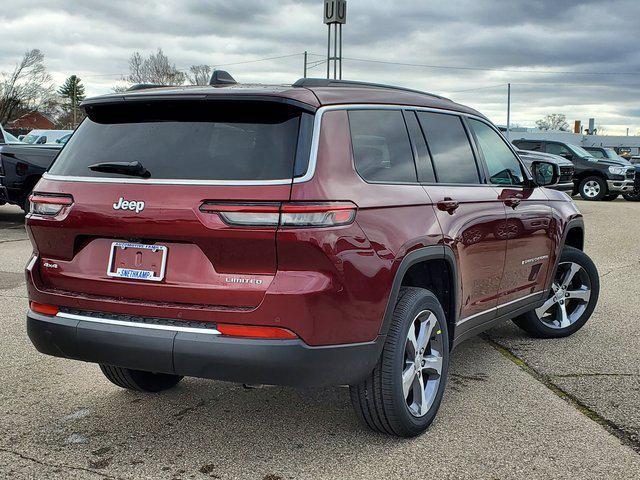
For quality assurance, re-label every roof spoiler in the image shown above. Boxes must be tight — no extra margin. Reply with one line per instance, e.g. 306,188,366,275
209,70,237,86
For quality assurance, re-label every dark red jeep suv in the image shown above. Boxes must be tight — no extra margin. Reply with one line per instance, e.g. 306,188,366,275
25,75,599,437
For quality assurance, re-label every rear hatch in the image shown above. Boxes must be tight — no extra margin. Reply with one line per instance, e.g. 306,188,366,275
27,98,315,309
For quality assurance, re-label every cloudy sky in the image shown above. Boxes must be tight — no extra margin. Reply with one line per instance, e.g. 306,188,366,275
2,0,640,133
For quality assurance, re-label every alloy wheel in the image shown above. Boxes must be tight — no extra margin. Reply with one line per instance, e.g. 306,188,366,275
583,181,601,198
535,261,592,329
402,310,444,417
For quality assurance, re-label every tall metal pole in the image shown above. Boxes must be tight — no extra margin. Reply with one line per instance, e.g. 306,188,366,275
338,24,342,79
326,25,331,79
506,83,511,141
333,23,338,80
303,51,308,78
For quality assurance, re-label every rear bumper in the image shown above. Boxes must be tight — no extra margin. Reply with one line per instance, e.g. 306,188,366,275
26,309,383,387
607,179,635,192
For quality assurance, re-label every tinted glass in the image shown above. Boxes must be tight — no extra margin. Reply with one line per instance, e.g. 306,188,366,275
50,101,307,181
546,143,572,156
515,140,542,151
403,111,435,182
349,110,417,182
469,119,524,186
585,148,605,158
417,112,479,184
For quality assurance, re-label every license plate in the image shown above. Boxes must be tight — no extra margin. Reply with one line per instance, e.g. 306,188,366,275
107,242,167,282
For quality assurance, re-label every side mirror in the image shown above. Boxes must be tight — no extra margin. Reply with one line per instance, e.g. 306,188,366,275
531,161,559,187
561,153,573,161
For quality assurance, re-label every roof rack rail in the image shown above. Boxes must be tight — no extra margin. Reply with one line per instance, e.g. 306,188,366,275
209,70,237,86
126,83,168,92
292,78,447,100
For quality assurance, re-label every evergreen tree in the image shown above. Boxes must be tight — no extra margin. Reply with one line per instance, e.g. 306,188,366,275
58,75,85,128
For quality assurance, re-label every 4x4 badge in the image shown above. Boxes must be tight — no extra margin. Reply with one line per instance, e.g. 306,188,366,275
113,197,145,213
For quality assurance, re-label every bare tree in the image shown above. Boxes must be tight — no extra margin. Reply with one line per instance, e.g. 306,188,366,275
187,65,212,86
535,113,569,132
0,49,54,124
125,49,185,86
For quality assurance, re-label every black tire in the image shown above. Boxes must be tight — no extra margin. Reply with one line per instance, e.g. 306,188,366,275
578,176,607,201
100,365,183,392
602,193,619,201
349,287,449,437
22,194,31,214
513,246,599,338
623,191,640,202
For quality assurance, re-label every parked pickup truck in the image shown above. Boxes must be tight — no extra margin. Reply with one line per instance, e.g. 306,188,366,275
0,143,61,212
512,139,636,201
584,146,640,201
516,149,575,192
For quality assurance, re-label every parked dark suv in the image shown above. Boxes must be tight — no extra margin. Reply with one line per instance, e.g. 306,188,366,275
512,139,636,201
25,75,600,437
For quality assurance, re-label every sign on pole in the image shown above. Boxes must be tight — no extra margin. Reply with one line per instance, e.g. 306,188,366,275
324,0,347,24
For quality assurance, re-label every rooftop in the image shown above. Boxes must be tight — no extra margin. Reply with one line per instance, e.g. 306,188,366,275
81,75,483,118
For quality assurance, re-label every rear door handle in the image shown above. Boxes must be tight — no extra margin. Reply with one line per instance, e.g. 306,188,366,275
504,193,523,208
437,198,460,214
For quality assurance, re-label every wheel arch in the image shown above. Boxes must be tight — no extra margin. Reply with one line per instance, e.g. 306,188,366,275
564,224,584,251
379,246,459,349
545,217,585,292
576,170,606,183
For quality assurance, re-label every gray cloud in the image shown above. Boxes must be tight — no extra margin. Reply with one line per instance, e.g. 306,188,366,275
1,0,639,133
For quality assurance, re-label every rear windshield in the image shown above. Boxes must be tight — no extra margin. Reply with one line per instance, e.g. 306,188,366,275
49,100,313,181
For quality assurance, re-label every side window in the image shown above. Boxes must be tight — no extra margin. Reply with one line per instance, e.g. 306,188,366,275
348,110,417,183
403,111,436,183
469,119,525,186
587,149,605,159
515,140,542,151
546,143,571,157
417,112,479,184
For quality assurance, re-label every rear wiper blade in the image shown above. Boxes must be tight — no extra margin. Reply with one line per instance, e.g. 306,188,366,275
88,161,150,178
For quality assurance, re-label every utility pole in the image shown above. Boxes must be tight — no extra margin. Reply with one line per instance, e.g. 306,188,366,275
324,0,347,79
506,83,511,140
72,84,77,129
303,51,308,78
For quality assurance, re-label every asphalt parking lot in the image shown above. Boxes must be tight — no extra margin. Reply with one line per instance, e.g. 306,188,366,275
0,200,639,479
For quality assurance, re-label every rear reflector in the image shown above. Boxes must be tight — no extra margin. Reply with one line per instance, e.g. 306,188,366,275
30,301,59,316
216,323,298,340
200,201,356,228
29,193,74,216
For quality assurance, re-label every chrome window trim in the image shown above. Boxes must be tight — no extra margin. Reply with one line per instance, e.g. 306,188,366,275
456,291,542,326
55,311,222,335
42,103,495,186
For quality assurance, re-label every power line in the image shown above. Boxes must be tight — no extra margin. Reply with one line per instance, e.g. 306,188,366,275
80,52,306,79
308,53,640,76
212,52,304,68
448,81,640,94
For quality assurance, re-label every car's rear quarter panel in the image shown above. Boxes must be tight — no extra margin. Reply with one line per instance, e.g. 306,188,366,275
288,109,443,344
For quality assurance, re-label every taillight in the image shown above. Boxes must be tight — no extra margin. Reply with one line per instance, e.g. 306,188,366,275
200,202,280,227
29,301,59,316
280,202,356,227
200,202,357,228
216,323,298,340
29,193,73,216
